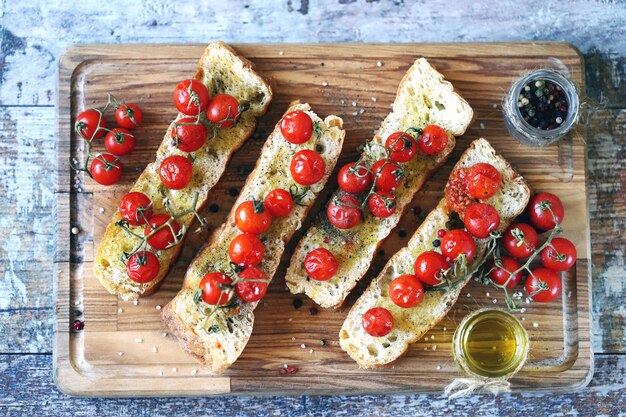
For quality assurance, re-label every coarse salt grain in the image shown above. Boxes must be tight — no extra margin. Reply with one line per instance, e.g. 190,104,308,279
99,207,105,214
117,352,124,356
522,317,526,321
492,299,498,304
485,292,490,297
163,332,168,337
436,365,442,370
300,344,306,349
74,300,80,306
466,293,471,297
159,370,163,376
371,97,377,102
493,103,498,108
118,308,123,313
321,81,328,87
133,300,138,306
533,322,539,328
432,345,437,351
191,369,198,376
520,308,526,313
430,335,435,340
480,122,485,129
351,101,357,107
279,51,284,55
288,318,293,322
156,305,162,310
352,112,358,116
309,349,314,354
71,227,80,235
376,61,382,67
172,368,177,372
152,346,158,353
135,338,143,343
291,337,296,341
443,327,447,332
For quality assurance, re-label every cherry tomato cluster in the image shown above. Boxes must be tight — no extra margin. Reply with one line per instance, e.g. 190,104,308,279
281,110,327,186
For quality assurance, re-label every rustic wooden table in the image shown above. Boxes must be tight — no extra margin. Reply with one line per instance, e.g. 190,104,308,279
1,1,624,415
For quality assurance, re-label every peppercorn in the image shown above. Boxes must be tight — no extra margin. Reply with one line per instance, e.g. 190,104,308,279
72,319,84,331
309,307,318,316
292,298,303,309
209,204,219,213
398,229,407,238
433,239,441,247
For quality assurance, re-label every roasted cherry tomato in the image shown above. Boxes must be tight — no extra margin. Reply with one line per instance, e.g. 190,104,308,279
362,307,394,337
280,110,313,144
389,274,424,308
441,229,476,262
372,159,404,192
144,214,181,250
525,268,562,302
235,267,269,302
75,109,107,140
541,237,577,271
488,256,523,288
104,127,135,156
528,192,565,231
503,223,538,259
199,272,234,305
90,153,122,186
327,193,362,229
290,150,325,185
173,79,210,116
263,188,294,218
235,200,272,235
159,155,193,190
418,124,448,155
304,248,338,281
385,131,417,163
228,233,265,267
463,203,500,238
173,118,208,152
368,191,396,219
338,162,372,194
467,163,502,199
414,250,450,286
126,251,159,283
207,94,240,128
115,103,143,129
119,192,153,226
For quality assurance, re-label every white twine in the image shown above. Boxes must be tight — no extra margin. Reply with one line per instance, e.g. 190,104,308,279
444,377,511,400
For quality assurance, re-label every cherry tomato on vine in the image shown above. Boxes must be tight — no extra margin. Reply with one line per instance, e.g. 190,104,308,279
503,223,538,259
235,267,269,302
338,162,372,194
414,251,449,286
126,251,160,284
104,127,136,156
441,229,476,262
389,274,424,308
487,256,523,288
463,203,500,238
119,192,153,226
525,268,562,302
280,110,313,144
228,233,265,267
304,248,338,281
466,163,502,199
235,200,272,235
199,272,234,306
385,131,418,163
75,109,107,140
90,153,122,186
207,94,240,128
173,79,210,116
173,117,208,152
372,159,404,192
368,191,396,219
290,150,325,185
159,155,193,190
418,124,448,155
327,193,362,229
263,188,294,218
528,192,565,231
541,237,577,271
115,103,143,129
362,307,394,337
144,214,181,250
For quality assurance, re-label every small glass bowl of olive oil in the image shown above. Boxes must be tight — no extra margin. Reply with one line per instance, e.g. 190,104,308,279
453,309,529,379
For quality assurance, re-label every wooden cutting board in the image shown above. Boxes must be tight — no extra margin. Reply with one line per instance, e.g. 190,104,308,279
54,43,592,396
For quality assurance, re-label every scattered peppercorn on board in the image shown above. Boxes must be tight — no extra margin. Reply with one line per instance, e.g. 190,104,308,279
55,43,592,396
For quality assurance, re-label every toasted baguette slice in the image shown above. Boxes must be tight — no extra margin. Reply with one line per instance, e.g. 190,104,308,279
339,138,531,368
94,42,272,301
285,58,473,308
162,102,345,372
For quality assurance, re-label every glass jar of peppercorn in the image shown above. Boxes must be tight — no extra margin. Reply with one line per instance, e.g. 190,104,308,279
503,69,580,147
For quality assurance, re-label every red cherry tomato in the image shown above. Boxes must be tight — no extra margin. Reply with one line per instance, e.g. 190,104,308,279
525,268,562,302
104,127,136,156
235,267,269,302
414,251,450,286
144,214,181,250
280,110,313,144
304,248,338,281
327,193,362,229
75,109,107,140
385,131,417,162
372,160,404,192
207,94,240,128
115,103,143,129
228,233,265,267
173,118,208,152
503,223,538,259
263,189,294,218
159,155,193,190
119,192,153,226
529,192,565,231
463,203,500,238
338,162,372,194
90,153,122,186
235,200,272,235
389,274,424,308
362,307,394,337
126,251,159,283
441,229,476,262
541,237,577,271
488,256,523,288
418,125,448,155
467,163,502,199
199,272,234,305
290,150,325,185
368,191,397,219
173,79,210,116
